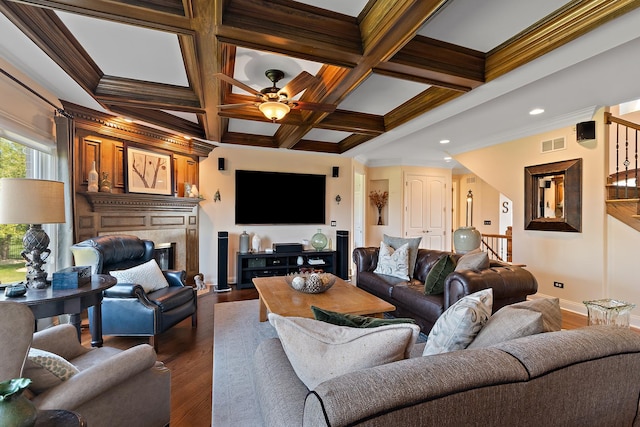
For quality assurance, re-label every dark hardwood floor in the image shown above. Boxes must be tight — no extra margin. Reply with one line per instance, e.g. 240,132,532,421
79,287,258,427
79,288,608,427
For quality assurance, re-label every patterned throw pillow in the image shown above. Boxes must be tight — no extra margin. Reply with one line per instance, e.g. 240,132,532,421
110,259,170,293
269,313,420,389
454,251,490,271
311,306,416,328
24,348,79,394
422,288,493,356
373,241,410,280
424,255,456,295
383,235,422,278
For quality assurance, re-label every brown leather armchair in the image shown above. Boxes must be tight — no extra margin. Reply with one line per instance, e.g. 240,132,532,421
70,234,197,350
0,301,171,427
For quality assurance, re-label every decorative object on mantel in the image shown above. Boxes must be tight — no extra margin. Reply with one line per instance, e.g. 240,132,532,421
87,161,99,192
453,190,481,254
99,172,112,193
214,189,221,202
369,190,389,225
0,178,66,289
284,272,337,294
252,234,261,252
239,231,250,254
189,184,199,198
184,182,191,198
311,229,328,251
0,378,37,427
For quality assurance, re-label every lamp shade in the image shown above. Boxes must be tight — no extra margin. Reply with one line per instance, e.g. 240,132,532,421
258,101,290,121
0,178,65,224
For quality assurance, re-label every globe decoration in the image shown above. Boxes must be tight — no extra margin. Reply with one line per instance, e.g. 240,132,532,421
310,229,328,251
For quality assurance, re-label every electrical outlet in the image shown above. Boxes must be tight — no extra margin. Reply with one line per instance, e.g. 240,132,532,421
553,281,564,288
330,221,337,227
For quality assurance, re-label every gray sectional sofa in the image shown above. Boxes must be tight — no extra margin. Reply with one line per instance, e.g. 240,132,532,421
254,326,640,426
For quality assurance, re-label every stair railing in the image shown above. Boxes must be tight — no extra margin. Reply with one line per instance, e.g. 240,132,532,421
480,226,512,263
605,112,640,199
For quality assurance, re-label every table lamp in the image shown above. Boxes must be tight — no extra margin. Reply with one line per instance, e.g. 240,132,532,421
0,178,66,289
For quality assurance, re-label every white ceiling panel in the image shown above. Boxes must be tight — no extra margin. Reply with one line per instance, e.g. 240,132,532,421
56,11,189,86
420,0,570,52
295,0,369,17
304,128,351,143
339,74,430,115
228,119,279,136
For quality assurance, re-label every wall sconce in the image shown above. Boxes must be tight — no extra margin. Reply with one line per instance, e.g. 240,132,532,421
335,195,341,205
214,189,221,202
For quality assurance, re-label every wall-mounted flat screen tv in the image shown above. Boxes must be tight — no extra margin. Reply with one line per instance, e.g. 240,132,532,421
235,170,326,225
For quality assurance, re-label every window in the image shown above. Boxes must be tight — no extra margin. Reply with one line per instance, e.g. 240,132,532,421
0,137,57,284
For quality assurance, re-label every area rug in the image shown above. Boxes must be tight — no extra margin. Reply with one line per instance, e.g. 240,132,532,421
212,299,277,427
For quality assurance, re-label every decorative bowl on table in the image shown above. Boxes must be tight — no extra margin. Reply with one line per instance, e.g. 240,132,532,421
284,272,337,294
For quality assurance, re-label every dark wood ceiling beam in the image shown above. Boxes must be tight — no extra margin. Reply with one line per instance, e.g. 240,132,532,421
0,1,102,93
486,0,640,81
338,134,375,153
106,105,206,139
191,0,224,141
95,76,203,111
7,0,194,34
316,110,385,136
274,0,447,150
378,35,485,91
292,140,341,154
384,86,464,130
221,131,278,148
218,0,361,67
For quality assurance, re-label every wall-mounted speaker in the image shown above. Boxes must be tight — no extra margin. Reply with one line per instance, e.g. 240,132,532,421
577,121,596,142
332,166,339,178
216,231,231,292
218,157,225,170
336,230,349,280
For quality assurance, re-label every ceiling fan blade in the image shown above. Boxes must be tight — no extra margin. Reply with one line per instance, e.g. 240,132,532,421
213,73,261,97
291,100,336,113
280,71,317,98
217,103,255,109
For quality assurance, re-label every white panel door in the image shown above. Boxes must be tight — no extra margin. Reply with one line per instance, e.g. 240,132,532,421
404,174,446,250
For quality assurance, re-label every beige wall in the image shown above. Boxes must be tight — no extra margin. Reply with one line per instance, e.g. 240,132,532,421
454,174,502,235
454,108,637,322
199,146,353,284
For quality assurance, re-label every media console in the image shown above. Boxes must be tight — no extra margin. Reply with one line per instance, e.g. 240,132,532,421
236,249,337,289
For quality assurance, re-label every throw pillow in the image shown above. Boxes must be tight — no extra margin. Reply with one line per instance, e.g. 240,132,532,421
422,288,493,356
504,297,562,332
467,307,543,349
454,251,490,271
424,255,456,295
311,306,416,328
383,235,422,278
373,241,410,280
109,259,169,293
24,348,79,394
269,313,420,390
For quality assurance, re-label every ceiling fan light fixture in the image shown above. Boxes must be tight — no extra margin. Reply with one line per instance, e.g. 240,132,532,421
259,101,290,122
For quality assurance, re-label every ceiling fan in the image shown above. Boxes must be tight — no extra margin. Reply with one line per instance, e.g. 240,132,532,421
214,69,335,122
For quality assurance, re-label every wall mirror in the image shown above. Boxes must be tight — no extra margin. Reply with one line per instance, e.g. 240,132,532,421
524,158,582,232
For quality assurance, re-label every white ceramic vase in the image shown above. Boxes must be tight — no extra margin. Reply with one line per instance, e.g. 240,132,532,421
453,226,481,254
252,234,261,252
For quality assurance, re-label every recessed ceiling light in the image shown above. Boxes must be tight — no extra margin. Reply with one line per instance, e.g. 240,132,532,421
122,117,133,123
529,108,545,115
440,139,450,144
183,135,191,140
444,156,452,162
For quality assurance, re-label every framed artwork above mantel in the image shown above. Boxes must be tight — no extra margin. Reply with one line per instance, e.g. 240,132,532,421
125,144,174,196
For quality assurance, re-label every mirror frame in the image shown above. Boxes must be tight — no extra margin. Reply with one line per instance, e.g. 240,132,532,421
524,158,582,232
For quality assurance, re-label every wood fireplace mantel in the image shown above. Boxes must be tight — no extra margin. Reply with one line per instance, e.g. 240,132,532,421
81,192,202,213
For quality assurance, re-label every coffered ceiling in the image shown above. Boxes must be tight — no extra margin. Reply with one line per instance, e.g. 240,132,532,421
2,0,640,170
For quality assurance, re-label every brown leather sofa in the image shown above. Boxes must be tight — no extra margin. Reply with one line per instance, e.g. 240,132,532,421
353,247,538,333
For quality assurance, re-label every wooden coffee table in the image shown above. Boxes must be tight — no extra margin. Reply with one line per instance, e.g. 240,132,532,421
253,276,395,322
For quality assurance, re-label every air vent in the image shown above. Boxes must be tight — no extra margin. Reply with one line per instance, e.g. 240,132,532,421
541,137,566,153
466,177,476,184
